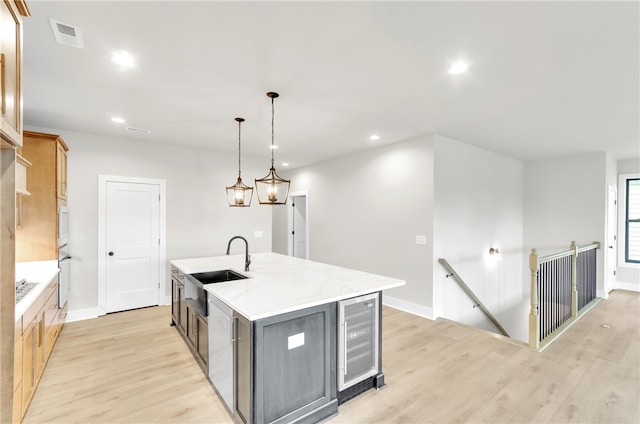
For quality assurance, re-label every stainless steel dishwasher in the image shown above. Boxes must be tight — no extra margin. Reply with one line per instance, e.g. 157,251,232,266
337,292,381,401
208,295,234,411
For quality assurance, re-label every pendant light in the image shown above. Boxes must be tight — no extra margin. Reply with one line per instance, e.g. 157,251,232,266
255,91,290,205
226,117,253,207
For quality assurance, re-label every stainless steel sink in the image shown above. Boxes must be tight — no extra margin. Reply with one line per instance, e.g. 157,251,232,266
189,269,248,285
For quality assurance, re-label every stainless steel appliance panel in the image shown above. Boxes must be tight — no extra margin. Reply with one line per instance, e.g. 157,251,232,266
208,295,234,411
58,243,71,308
338,292,379,391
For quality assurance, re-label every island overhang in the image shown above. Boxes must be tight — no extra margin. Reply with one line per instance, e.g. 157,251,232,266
170,252,405,320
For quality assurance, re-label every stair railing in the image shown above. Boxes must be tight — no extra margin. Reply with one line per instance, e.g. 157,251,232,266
438,258,510,338
529,241,600,350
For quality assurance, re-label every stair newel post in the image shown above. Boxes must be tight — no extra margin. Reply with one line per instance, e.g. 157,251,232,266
570,240,578,318
529,248,540,350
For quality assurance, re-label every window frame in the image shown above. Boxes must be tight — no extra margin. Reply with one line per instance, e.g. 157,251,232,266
619,173,640,268
625,177,640,263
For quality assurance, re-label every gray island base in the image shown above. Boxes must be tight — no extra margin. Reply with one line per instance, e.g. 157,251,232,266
170,252,405,424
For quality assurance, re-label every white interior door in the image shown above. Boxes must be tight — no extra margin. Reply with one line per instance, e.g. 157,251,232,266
607,185,617,292
105,181,160,313
290,195,307,259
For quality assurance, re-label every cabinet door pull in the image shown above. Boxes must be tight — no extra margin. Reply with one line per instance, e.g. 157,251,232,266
1,53,5,116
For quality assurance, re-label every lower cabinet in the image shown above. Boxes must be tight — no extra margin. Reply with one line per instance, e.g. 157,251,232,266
13,320,23,424
233,303,338,424
172,271,208,373
170,269,187,335
15,277,66,423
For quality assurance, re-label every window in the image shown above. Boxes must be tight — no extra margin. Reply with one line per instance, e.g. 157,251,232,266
626,178,640,263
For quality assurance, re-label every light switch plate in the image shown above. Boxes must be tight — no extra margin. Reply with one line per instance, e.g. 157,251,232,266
415,235,427,245
254,230,264,238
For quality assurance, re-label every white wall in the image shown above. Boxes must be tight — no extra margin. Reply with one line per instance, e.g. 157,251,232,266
432,135,526,341
26,126,272,317
524,152,608,297
273,136,434,317
617,157,640,291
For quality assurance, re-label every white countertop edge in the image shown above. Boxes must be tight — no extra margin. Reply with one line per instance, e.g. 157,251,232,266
15,260,60,320
205,282,403,321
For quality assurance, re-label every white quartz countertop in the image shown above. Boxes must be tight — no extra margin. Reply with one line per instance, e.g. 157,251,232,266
170,252,405,320
15,260,60,319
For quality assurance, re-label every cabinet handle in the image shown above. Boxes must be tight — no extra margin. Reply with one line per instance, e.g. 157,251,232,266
344,320,348,376
231,317,236,344
0,53,5,116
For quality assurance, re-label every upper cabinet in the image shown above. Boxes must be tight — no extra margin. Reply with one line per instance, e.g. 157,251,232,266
15,153,30,195
16,131,69,261
0,0,30,148
55,139,68,201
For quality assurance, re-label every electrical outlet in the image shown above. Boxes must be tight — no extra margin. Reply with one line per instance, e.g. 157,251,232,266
255,230,263,238
415,235,427,245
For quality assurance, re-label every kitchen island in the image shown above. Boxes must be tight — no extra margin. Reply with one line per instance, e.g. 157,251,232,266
170,252,405,424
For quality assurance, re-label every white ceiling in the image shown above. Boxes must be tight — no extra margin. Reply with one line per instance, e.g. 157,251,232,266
22,1,639,169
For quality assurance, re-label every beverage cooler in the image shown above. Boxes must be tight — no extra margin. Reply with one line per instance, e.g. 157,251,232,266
337,292,383,403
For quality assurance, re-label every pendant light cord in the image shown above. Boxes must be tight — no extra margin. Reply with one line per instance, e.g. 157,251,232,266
271,96,275,169
238,119,242,179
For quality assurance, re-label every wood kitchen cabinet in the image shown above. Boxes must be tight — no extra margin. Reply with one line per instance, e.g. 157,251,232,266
15,276,65,422
55,140,67,201
13,318,23,424
234,303,337,424
186,306,208,371
171,266,208,372
16,131,69,261
0,0,29,148
170,266,187,335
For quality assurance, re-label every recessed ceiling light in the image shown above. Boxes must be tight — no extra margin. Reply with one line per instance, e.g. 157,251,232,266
269,145,278,149
282,162,289,167
448,61,468,75
111,117,125,124
112,50,136,68
369,134,380,141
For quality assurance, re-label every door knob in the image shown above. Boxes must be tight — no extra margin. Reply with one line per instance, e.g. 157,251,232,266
108,251,114,256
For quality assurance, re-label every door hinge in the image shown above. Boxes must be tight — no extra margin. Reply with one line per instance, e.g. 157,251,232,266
613,270,616,276
158,282,160,288
158,238,160,245
291,231,295,235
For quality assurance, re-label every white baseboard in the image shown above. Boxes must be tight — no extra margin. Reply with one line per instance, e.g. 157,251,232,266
66,299,171,323
616,281,640,292
383,295,434,320
65,307,104,323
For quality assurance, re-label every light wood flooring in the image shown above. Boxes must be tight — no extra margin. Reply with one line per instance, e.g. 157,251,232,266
24,290,639,424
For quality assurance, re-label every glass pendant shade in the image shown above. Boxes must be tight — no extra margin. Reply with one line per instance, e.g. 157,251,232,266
226,117,253,207
255,92,291,205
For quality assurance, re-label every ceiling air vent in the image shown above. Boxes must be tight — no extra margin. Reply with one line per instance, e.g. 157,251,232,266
126,127,151,134
49,18,84,49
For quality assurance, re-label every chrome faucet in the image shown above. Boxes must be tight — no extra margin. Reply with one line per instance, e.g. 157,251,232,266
226,236,251,271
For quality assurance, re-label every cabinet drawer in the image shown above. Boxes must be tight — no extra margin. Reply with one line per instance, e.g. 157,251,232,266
44,285,59,327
